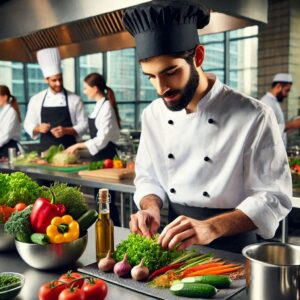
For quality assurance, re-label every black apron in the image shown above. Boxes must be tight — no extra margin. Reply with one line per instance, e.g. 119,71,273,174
88,100,118,161
0,107,19,157
169,202,257,253
40,89,76,152
0,139,18,158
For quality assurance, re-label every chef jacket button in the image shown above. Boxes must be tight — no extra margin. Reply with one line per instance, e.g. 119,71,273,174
208,118,214,124
168,120,174,125
170,188,176,193
204,156,210,162
168,153,174,159
203,191,209,197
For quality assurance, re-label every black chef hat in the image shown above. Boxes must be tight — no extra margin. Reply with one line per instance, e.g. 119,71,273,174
123,0,210,60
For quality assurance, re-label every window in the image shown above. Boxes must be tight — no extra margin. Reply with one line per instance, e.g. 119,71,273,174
229,26,258,97
107,49,135,101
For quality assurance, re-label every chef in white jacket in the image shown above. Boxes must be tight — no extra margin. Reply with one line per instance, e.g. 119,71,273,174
0,85,21,157
260,73,293,146
24,47,87,152
123,0,292,253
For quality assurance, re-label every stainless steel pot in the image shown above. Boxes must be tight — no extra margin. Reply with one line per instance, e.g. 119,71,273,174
242,242,300,300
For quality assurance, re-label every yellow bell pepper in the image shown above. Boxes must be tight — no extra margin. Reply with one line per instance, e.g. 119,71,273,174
113,159,123,168
46,215,79,244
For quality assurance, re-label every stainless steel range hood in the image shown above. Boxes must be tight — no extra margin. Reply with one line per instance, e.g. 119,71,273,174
0,0,267,62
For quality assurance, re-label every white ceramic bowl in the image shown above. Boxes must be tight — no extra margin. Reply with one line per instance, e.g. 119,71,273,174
15,234,88,270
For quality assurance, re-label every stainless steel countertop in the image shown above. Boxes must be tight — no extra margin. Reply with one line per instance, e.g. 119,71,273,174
0,163,135,194
0,227,247,300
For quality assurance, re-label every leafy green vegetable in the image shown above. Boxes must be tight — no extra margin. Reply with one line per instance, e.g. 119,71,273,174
14,151,38,165
1,172,42,207
52,152,78,165
0,274,21,292
4,205,33,242
44,144,65,163
0,173,9,201
41,182,88,219
114,233,182,273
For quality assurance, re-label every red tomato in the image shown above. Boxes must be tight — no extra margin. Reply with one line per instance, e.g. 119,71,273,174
82,278,108,300
103,159,113,168
59,271,84,288
58,287,85,300
14,202,27,211
38,280,66,300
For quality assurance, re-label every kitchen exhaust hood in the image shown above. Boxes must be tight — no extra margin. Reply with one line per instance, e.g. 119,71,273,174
0,0,267,62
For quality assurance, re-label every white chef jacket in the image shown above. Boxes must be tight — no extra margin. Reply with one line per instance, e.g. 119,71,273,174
0,104,21,147
84,98,120,155
23,88,88,139
134,74,292,239
260,92,286,146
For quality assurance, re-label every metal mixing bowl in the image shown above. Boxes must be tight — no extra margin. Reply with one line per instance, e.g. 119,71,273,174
15,234,88,270
0,224,15,252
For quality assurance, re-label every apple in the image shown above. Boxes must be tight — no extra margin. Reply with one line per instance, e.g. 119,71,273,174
103,159,113,168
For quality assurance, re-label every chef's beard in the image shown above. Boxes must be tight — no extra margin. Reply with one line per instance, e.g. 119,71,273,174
50,85,63,93
276,91,284,103
159,64,199,111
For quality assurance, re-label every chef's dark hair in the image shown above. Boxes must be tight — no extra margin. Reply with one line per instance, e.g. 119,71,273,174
0,85,21,122
84,73,121,128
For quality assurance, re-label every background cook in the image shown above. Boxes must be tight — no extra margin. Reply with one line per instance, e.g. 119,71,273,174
123,0,292,253
0,85,21,158
65,72,120,161
24,47,87,152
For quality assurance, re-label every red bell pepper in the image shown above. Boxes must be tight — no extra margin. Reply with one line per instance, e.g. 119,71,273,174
30,193,66,233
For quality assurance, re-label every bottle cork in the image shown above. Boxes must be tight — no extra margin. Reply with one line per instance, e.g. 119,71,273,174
98,188,109,203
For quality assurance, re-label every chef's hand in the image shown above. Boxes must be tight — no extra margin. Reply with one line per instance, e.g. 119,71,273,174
65,144,79,154
129,207,161,238
158,215,218,250
36,123,51,134
51,126,65,138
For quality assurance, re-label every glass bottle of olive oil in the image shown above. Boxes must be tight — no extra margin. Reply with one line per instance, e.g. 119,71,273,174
96,188,114,261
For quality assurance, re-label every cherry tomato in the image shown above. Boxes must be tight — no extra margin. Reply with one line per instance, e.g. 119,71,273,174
58,287,85,300
59,271,84,288
103,159,113,168
82,278,108,300
38,280,66,300
14,202,27,211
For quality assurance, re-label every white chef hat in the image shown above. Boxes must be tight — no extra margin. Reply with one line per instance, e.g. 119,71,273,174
36,47,62,78
272,73,293,83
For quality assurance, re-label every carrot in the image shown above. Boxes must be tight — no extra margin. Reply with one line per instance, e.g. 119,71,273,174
185,264,242,277
147,262,185,282
182,262,225,276
207,266,242,275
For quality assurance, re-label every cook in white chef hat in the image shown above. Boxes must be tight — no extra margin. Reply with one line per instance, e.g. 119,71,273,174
36,47,62,78
272,73,293,84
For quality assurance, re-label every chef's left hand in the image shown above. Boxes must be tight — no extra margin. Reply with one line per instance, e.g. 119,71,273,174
51,126,65,138
158,215,219,250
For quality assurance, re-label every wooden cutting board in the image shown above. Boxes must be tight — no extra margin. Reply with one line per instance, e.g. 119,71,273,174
78,168,135,180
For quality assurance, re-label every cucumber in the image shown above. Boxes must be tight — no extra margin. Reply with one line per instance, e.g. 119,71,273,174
30,233,49,245
182,275,232,289
77,209,98,236
170,283,217,298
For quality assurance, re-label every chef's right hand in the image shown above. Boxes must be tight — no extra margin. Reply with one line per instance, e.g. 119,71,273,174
37,123,51,133
129,208,160,238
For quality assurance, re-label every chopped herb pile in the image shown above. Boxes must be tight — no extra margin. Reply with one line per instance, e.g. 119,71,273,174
114,233,182,273
0,274,21,292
